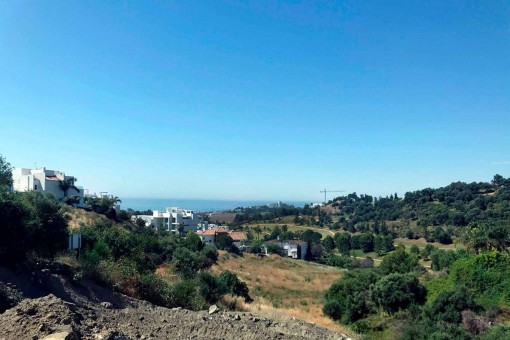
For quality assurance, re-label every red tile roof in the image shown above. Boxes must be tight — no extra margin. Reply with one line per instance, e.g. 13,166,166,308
229,232,246,241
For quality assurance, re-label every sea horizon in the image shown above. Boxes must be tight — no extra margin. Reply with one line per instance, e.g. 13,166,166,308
120,198,309,212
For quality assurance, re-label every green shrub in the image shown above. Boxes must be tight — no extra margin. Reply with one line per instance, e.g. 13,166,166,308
323,255,353,268
427,286,480,324
371,273,426,314
378,247,419,275
477,325,510,340
323,269,380,323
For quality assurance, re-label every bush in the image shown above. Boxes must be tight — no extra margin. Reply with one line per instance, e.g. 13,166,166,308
371,273,426,314
323,269,380,323
137,273,170,307
427,286,480,324
477,325,510,340
323,255,353,268
378,247,419,275
218,271,252,302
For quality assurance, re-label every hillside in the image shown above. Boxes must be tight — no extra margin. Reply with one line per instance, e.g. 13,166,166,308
327,175,510,236
0,264,346,340
211,252,353,336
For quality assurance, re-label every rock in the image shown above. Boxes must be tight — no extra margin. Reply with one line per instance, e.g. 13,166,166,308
208,305,219,315
25,307,37,316
40,331,77,340
171,307,181,311
100,302,113,309
234,315,241,321
139,316,145,321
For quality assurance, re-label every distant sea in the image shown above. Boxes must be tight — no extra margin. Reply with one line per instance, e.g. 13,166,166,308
121,198,308,212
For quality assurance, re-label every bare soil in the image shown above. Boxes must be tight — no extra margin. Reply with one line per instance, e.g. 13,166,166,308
0,265,349,340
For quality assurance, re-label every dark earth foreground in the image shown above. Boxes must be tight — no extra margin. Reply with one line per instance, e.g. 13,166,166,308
0,266,350,340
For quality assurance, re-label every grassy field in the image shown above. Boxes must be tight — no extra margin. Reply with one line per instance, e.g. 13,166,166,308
211,251,353,335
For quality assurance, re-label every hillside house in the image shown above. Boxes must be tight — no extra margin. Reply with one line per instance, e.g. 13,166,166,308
11,167,84,205
133,207,201,233
197,228,228,244
282,240,308,260
229,231,247,248
264,240,308,260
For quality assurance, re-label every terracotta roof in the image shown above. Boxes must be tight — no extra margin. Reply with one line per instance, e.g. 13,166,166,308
229,232,246,241
197,230,216,236
215,228,229,234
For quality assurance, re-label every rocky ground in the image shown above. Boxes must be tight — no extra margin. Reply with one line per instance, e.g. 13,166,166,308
0,265,350,340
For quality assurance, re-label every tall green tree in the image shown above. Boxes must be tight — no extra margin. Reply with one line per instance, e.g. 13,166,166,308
58,177,79,198
335,233,351,255
0,155,12,192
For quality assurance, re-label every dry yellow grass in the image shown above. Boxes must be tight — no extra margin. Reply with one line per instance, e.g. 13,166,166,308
61,206,111,231
212,251,354,336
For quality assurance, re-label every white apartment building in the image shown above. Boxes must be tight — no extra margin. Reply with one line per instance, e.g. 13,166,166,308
11,167,84,205
134,207,201,233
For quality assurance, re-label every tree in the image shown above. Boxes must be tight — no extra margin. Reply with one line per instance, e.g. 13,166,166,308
24,192,68,258
0,193,29,265
323,269,380,323
427,286,480,324
218,271,252,302
461,221,509,254
410,244,420,257
301,229,322,244
58,177,79,198
492,174,505,188
371,273,425,314
177,224,184,233
172,247,200,279
359,233,375,253
335,233,351,255
253,226,262,240
322,236,336,252
0,155,12,192
378,246,419,275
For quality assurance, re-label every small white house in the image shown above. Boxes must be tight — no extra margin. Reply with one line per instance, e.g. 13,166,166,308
133,207,201,233
282,240,308,260
265,240,308,260
196,228,229,244
11,167,84,205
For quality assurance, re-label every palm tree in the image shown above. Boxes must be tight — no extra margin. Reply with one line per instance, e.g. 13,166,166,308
254,225,262,240
58,177,79,198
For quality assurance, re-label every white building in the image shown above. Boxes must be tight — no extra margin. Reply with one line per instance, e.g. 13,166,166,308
282,240,308,260
134,207,201,233
196,228,229,244
265,240,308,260
11,167,84,205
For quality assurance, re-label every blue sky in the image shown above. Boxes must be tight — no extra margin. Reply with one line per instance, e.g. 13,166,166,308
1,1,509,201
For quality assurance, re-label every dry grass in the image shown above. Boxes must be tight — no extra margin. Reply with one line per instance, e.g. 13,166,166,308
212,251,353,335
61,206,111,231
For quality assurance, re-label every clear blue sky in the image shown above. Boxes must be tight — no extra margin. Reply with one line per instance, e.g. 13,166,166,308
1,1,509,201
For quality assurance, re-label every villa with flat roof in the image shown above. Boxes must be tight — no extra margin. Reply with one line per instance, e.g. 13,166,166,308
11,167,84,205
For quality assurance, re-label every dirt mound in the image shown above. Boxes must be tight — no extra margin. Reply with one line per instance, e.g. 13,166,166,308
0,266,350,340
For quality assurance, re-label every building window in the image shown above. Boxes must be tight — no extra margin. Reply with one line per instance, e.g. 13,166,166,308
34,184,38,190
